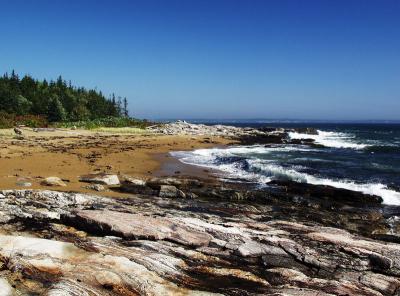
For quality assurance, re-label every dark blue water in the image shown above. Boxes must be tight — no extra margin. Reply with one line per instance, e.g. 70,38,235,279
172,122,400,205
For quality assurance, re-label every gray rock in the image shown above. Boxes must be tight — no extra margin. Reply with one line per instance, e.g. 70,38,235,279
72,210,213,247
123,177,146,186
147,177,183,188
16,181,32,187
159,185,186,198
79,173,120,185
86,184,105,191
0,181,399,295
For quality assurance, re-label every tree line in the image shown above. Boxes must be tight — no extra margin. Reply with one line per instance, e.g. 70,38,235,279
0,71,129,122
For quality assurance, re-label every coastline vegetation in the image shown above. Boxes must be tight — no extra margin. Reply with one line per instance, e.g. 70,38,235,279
54,117,150,130
0,70,149,129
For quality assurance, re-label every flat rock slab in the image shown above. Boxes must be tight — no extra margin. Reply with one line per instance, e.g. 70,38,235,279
1,189,400,295
0,235,217,296
79,173,120,185
73,210,213,247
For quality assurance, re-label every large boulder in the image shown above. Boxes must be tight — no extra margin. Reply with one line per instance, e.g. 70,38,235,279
79,173,120,185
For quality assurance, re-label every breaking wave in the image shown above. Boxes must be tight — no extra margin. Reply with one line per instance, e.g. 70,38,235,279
171,145,400,206
288,130,369,149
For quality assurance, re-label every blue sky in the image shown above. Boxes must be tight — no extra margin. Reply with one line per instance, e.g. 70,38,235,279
0,0,399,120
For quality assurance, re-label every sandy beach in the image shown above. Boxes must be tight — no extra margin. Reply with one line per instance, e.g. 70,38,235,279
0,128,234,196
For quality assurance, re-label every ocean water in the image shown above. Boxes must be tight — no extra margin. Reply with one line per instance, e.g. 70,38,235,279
171,122,400,206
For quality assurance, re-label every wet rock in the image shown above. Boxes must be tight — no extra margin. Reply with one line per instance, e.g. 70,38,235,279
293,127,319,135
269,180,383,205
287,138,316,145
41,177,67,187
238,133,287,145
79,173,120,185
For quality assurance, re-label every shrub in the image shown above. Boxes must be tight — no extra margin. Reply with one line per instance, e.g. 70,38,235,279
54,116,152,129
15,115,49,128
0,112,48,128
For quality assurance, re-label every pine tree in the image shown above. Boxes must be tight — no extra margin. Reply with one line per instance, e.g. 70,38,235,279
14,95,32,115
117,96,122,116
111,93,116,107
11,70,18,81
0,71,130,121
123,97,128,117
47,96,67,122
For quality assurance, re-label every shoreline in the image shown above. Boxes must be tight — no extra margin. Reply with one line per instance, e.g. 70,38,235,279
1,124,398,205
154,143,231,181
0,128,235,196
154,152,215,179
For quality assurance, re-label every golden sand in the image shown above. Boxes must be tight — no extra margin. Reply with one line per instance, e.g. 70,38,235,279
0,128,234,197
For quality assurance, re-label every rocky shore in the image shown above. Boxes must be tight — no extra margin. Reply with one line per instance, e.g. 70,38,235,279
0,173,399,295
148,120,319,145
0,122,399,295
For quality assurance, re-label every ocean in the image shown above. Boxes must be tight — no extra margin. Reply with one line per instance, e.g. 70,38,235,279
171,122,400,206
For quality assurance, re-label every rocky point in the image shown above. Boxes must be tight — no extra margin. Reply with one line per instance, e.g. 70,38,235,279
0,174,398,295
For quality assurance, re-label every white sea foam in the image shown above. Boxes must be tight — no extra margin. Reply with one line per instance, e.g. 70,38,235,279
171,146,400,206
288,130,368,149
249,160,400,205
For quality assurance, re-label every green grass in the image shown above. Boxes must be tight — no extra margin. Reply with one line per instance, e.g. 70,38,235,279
54,116,152,130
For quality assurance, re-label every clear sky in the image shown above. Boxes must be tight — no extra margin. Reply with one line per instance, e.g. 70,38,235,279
0,0,399,120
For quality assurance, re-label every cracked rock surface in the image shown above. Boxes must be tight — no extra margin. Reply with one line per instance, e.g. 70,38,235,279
0,188,399,295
